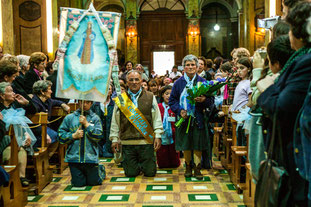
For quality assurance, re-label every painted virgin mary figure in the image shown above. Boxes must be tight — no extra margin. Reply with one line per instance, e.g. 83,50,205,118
77,21,96,64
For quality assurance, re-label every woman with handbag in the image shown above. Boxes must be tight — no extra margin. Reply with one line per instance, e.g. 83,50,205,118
257,2,311,206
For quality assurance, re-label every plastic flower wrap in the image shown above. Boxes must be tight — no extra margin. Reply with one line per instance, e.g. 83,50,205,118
175,77,229,133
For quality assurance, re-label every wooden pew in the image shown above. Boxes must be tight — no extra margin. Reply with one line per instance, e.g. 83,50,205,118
27,112,53,194
221,106,234,170
213,124,224,160
1,126,27,207
243,163,255,207
50,107,68,174
230,117,248,193
49,103,78,174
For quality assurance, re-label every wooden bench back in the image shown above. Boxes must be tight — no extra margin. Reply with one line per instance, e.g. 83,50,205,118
230,117,238,146
27,112,48,148
4,126,19,166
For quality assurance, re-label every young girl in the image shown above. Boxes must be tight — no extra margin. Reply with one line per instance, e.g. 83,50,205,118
231,57,253,112
231,57,253,146
156,85,180,168
148,79,160,103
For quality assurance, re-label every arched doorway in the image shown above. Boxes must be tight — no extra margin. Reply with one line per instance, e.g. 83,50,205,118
200,2,238,59
138,0,186,75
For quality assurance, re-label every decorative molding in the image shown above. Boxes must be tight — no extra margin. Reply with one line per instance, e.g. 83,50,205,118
20,25,42,54
230,17,238,22
199,0,237,18
19,1,41,21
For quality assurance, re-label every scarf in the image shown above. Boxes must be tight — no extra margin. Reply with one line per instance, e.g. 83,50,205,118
1,108,37,155
34,68,42,80
179,73,196,116
161,102,173,145
128,88,142,107
276,46,311,82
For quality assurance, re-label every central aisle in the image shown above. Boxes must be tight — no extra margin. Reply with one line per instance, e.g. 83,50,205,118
26,158,245,206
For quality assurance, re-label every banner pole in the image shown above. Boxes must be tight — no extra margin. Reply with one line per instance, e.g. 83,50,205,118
81,99,84,116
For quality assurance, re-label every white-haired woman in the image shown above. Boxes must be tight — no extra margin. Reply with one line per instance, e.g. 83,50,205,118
169,54,214,180
0,82,36,187
31,80,70,147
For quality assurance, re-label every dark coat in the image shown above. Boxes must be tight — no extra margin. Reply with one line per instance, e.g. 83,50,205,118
24,68,42,94
257,52,311,203
12,74,32,101
47,71,69,103
0,100,37,115
31,94,64,120
169,75,214,129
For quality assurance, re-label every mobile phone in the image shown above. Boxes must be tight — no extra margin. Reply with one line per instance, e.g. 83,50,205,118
257,47,267,59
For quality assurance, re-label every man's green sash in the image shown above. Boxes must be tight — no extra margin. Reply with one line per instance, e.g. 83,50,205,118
114,93,155,144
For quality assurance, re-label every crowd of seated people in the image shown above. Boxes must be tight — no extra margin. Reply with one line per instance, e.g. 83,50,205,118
0,2,310,206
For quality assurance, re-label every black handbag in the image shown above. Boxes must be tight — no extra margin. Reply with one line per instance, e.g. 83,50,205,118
254,112,291,207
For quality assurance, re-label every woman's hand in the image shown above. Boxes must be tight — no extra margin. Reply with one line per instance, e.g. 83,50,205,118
61,103,71,114
24,132,32,147
47,134,52,144
15,94,29,105
180,110,188,119
194,95,206,103
0,112,3,120
253,51,265,69
218,111,225,117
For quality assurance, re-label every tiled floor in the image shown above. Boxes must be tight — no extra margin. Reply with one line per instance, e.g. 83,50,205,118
26,158,246,206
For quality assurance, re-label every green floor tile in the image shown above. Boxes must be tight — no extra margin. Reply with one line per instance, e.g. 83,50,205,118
99,194,130,202
185,176,211,182
157,170,172,174
146,184,173,191
28,195,43,202
143,206,173,207
188,193,218,201
52,177,62,182
238,205,247,207
227,184,236,190
99,158,112,162
219,169,228,174
110,177,135,182
49,206,79,207
64,185,92,191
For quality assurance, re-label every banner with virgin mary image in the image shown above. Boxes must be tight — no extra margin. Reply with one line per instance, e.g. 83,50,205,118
55,3,121,102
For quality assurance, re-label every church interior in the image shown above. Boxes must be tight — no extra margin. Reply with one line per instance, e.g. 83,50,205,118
1,0,311,207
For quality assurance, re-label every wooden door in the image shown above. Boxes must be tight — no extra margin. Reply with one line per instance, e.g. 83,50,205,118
138,11,186,73
13,0,47,55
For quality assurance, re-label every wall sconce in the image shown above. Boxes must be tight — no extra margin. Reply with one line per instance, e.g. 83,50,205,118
188,20,200,41
126,16,137,45
126,28,137,43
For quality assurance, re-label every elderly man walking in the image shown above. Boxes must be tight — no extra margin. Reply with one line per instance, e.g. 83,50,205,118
110,70,163,177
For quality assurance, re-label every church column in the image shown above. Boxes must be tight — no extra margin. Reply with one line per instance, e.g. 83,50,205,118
242,0,255,54
1,0,15,54
125,0,138,64
238,9,244,47
187,18,200,57
187,0,200,56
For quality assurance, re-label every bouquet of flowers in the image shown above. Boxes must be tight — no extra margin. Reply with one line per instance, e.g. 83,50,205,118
175,77,229,133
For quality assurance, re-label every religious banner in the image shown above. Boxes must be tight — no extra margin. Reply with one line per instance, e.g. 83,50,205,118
54,3,121,102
